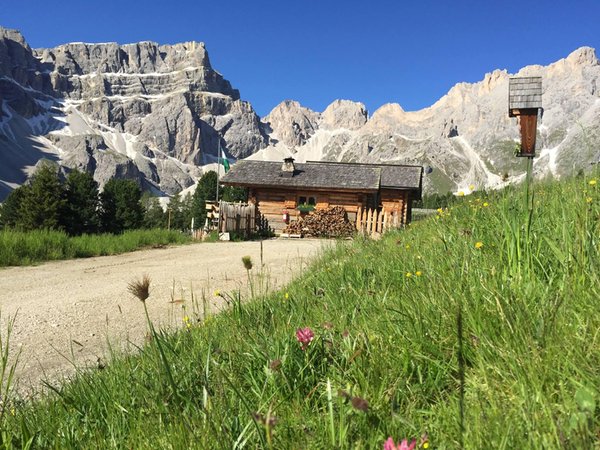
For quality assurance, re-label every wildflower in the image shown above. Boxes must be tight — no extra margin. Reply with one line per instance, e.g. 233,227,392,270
415,271,422,277
457,191,465,196
469,184,475,191
405,272,412,278
475,241,484,249
284,292,289,300
405,244,410,250
214,290,221,297
589,179,597,186
586,197,593,203
483,202,489,207
296,327,314,350
384,437,417,450
420,433,430,448
183,315,191,329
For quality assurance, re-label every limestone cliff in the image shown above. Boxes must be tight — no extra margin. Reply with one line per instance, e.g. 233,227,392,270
0,27,268,199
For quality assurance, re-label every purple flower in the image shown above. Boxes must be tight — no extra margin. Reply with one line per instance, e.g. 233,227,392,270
383,437,416,450
296,327,314,350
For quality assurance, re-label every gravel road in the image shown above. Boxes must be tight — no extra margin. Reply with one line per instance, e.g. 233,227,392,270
0,239,325,393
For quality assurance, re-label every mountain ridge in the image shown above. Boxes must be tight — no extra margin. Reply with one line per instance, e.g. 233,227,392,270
1,25,599,201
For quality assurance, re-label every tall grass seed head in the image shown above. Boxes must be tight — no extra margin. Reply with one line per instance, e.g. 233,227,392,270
241,255,253,270
127,274,151,302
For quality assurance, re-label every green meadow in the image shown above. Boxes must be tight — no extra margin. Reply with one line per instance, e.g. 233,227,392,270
0,172,598,449
0,229,191,267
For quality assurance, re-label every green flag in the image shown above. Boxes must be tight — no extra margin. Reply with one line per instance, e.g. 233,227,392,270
220,149,230,173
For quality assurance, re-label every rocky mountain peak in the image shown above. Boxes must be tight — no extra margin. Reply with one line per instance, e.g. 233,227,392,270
0,27,28,46
321,99,368,130
0,27,267,200
262,100,320,148
566,46,598,66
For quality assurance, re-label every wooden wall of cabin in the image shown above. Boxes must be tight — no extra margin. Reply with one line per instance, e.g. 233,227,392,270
248,188,367,232
380,189,410,224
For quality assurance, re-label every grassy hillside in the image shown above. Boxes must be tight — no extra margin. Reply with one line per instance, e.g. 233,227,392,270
0,173,598,449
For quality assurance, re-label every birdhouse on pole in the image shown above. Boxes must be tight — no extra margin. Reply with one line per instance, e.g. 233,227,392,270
508,77,542,157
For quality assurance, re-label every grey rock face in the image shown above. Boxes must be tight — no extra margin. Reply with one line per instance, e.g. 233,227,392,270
321,100,367,130
262,100,320,148
253,47,600,194
0,27,267,199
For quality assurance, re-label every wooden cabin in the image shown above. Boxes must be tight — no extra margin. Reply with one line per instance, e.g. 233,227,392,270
221,158,423,233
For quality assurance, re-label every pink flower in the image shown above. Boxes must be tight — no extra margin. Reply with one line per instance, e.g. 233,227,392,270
383,437,416,450
295,327,314,350
384,437,397,450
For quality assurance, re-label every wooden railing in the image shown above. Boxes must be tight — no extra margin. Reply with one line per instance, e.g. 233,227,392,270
355,207,402,238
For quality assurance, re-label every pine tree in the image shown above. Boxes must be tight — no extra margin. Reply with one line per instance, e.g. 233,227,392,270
198,171,218,202
101,179,143,233
62,169,100,235
19,163,65,231
142,193,167,229
0,185,30,229
190,184,207,230
222,186,248,203
167,193,184,231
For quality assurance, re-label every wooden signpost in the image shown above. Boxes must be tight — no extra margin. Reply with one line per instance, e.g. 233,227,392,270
508,77,542,157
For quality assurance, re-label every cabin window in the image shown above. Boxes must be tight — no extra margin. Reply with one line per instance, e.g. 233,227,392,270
298,196,316,206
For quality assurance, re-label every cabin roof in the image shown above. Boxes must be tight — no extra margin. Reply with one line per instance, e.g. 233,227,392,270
221,160,423,192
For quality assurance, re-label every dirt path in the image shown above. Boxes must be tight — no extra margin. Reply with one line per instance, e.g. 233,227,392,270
0,239,325,392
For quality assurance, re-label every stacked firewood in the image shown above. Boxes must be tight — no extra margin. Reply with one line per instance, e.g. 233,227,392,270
283,206,355,238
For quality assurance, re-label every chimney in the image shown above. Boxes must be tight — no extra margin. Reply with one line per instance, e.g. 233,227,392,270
281,157,295,177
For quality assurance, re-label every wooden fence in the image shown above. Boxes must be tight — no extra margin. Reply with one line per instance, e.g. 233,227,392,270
355,207,402,238
219,202,257,237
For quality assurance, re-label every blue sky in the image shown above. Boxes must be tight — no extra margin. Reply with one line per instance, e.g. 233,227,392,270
2,0,599,117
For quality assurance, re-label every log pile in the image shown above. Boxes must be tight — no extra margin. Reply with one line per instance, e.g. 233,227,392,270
283,206,355,238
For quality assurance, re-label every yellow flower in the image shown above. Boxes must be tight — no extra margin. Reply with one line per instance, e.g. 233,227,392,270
183,316,191,329
415,271,422,276
475,242,484,249
284,292,289,299
405,244,410,250
586,197,593,203
405,272,412,278
457,191,465,197
469,184,475,191
589,179,597,186
483,202,489,207
214,290,221,297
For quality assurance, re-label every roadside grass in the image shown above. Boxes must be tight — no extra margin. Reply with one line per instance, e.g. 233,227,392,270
0,172,598,449
0,229,191,267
